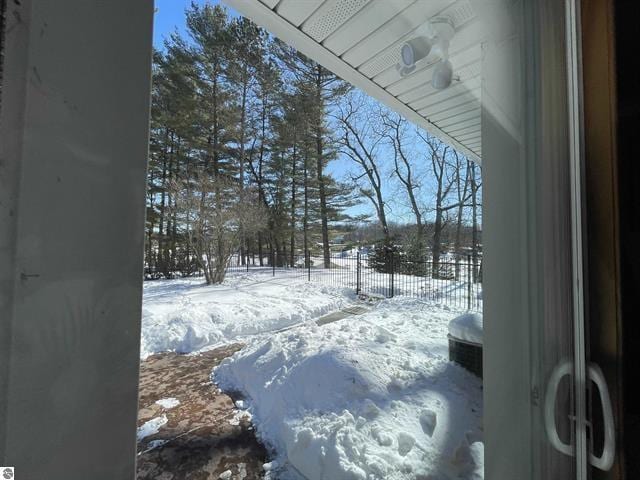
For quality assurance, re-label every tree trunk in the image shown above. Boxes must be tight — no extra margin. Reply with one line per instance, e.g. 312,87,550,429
146,164,156,274
316,68,331,268
432,206,444,279
389,116,423,250
453,157,470,280
454,205,463,280
303,152,309,266
470,161,480,282
432,169,445,279
375,187,390,245
289,138,297,267
257,96,268,267
239,70,248,266
157,128,170,276
169,136,181,274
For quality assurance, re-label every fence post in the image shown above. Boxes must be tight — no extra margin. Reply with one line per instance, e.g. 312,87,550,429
307,250,311,282
467,254,472,310
356,252,361,294
247,254,249,272
273,251,276,277
390,251,395,298
385,250,389,297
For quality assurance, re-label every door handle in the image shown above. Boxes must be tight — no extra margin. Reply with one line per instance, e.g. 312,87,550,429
544,359,575,457
543,360,616,471
587,363,615,471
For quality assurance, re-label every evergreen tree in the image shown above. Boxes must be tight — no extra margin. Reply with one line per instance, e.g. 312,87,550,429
274,40,351,267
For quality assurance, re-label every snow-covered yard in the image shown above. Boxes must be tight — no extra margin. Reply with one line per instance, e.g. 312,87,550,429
140,271,355,359
141,271,483,479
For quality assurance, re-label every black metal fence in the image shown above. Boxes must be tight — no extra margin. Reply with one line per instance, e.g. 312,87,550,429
225,250,482,311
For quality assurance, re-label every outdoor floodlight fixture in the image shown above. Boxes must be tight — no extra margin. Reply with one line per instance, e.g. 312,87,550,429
396,17,456,89
431,59,454,90
396,64,416,76
399,36,434,69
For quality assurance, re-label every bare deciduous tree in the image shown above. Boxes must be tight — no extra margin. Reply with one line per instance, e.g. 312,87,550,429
382,112,425,250
335,94,391,245
417,131,462,278
452,150,472,278
170,171,266,284
469,159,482,281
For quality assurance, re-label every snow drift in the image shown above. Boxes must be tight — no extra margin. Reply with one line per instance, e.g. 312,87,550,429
140,272,355,359
215,298,484,480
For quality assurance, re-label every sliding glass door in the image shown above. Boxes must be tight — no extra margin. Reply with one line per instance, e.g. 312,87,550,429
481,0,608,479
220,0,620,478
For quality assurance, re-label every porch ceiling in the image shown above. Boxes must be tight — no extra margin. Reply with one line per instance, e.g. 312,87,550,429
223,0,483,163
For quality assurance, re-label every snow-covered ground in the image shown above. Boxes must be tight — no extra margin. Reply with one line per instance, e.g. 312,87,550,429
140,271,355,359
214,297,483,480
310,256,481,311
228,253,483,311
142,271,483,479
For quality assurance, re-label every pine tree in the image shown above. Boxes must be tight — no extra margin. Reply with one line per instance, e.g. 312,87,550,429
145,7,380,279
274,40,350,267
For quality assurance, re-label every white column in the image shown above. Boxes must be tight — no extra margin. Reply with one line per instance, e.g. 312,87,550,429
0,1,153,478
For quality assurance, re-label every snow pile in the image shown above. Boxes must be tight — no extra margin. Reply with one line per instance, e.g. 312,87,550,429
215,298,483,480
140,272,355,359
229,409,252,426
137,415,168,441
448,313,483,345
155,397,180,409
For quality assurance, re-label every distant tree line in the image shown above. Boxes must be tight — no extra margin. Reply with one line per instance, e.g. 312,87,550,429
145,4,482,284
341,221,481,256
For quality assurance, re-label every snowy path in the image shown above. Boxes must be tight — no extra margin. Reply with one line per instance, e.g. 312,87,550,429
141,271,356,359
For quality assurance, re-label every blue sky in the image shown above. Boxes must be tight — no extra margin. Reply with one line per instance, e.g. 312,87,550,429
154,0,226,49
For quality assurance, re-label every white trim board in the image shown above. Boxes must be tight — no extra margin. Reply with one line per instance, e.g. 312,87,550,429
224,0,482,164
